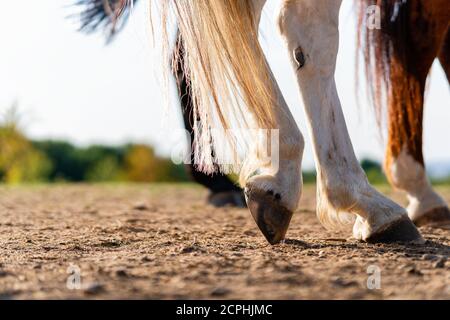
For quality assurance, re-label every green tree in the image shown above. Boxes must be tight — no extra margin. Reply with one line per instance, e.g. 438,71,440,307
361,159,387,184
123,144,188,182
0,107,52,183
85,155,121,182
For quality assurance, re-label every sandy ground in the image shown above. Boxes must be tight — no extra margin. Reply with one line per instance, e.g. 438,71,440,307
0,183,449,299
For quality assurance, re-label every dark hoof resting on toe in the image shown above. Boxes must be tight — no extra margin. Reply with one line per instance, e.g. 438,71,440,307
207,191,246,208
366,216,423,244
413,207,450,229
245,188,293,245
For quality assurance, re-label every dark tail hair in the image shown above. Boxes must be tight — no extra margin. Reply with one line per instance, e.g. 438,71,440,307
73,0,139,41
356,0,425,165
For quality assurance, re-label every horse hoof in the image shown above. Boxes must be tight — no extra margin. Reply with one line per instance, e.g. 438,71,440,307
412,207,450,229
207,191,246,208
365,216,424,244
245,188,293,245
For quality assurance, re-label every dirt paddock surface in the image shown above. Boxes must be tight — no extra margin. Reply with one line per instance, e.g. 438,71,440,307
0,184,449,299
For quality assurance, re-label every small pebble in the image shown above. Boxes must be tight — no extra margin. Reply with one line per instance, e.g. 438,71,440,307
422,254,438,261
210,287,231,297
406,266,423,276
0,270,9,277
115,268,129,277
133,203,149,211
141,256,153,262
331,276,357,287
433,259,446,269
83,282,104,295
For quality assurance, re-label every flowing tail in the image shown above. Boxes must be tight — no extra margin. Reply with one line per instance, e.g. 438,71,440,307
75,0,277,174
356,0,427,177
163,1,277,174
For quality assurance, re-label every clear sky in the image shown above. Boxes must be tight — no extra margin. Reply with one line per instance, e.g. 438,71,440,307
1,0,449,170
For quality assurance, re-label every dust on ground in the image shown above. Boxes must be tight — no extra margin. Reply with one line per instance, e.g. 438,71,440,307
0,184,449,299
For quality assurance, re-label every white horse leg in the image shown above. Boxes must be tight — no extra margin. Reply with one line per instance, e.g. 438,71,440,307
240,0,304,244
388,146,450,228
277,0,422,242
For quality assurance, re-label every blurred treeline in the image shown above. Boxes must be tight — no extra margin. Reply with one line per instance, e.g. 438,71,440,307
0,107,188,184
302,160,388,185
2,106,448,185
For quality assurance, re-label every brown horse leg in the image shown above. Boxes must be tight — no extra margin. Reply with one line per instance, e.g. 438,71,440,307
438,28,450,82
385,2,450,228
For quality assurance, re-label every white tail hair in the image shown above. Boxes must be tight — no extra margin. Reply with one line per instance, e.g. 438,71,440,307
156,0,277,174
75,0,277,175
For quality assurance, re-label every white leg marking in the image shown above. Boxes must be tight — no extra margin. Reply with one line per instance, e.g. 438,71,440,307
240,0,304,214
277,0,421,241
389,147,447,222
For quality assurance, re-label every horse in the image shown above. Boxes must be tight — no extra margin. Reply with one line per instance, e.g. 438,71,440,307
76,0,450,245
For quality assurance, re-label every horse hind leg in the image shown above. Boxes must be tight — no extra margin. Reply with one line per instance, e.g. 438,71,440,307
385,4,450,229
384,76,450,229
277,0,422,243
387,147,450,228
